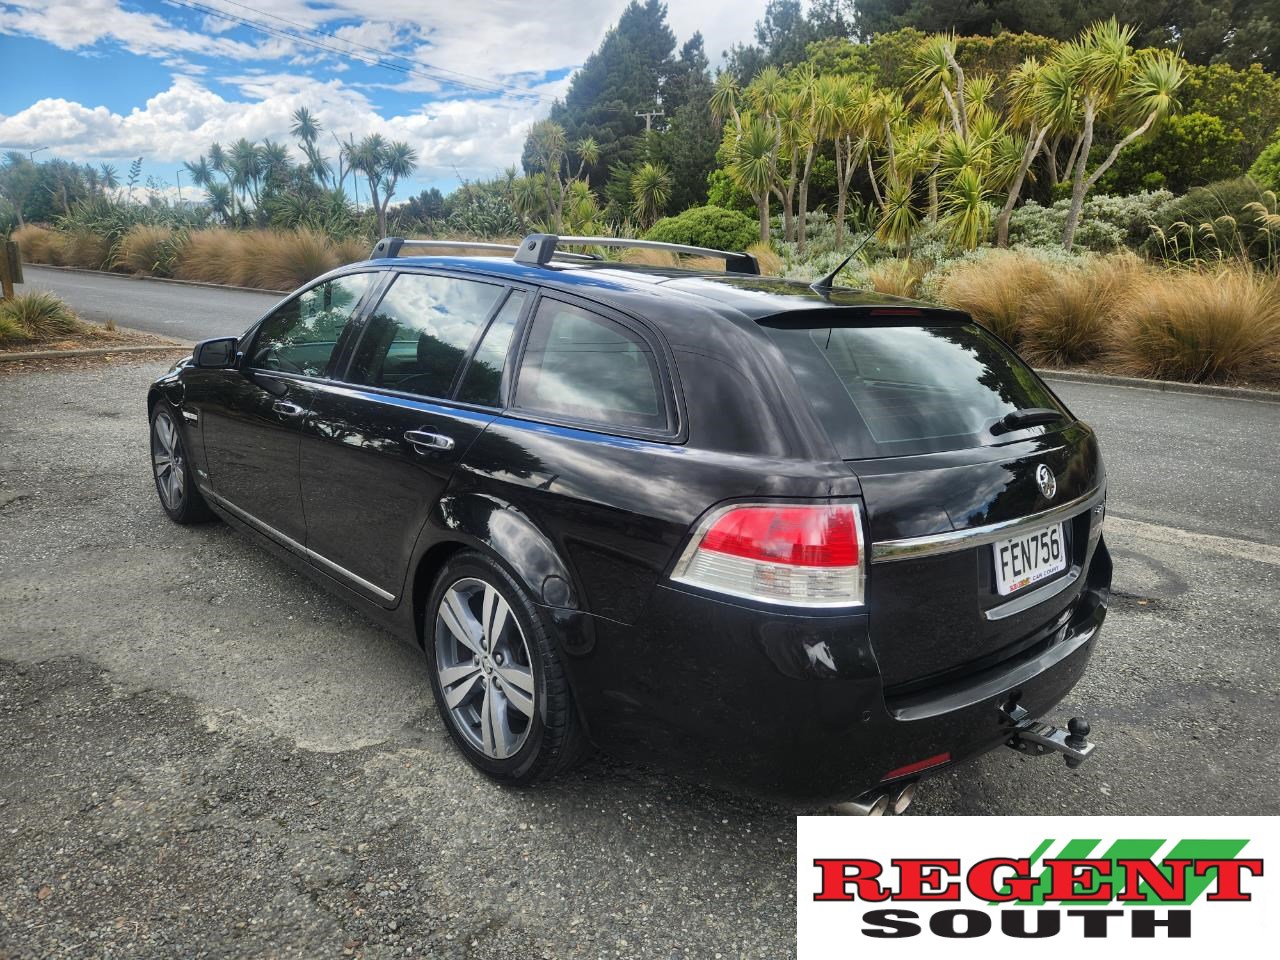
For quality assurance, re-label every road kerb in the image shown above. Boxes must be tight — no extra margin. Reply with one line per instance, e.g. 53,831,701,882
1038,368,1279,403
0,344,189,363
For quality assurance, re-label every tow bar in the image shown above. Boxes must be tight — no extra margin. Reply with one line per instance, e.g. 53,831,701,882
1000,701,1095,768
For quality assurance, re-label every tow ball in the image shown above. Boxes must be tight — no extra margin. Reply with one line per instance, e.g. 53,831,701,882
1000,701,1095,769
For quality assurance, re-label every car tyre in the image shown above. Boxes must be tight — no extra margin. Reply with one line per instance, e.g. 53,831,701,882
425,550,587,784
150,404,213,524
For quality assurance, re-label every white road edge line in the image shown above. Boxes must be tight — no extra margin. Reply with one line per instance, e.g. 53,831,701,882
1107,516,1280,566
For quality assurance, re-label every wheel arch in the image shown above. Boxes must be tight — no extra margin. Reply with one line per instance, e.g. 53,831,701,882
409,491,581,645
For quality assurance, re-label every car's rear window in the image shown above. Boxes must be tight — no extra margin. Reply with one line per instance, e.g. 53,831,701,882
762,320,1068,459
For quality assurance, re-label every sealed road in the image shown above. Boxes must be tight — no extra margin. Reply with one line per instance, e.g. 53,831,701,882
21,265,281,341
1,359,1277,958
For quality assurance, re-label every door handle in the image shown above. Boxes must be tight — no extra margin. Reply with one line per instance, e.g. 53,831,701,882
273,400,306,417
404,429,456,452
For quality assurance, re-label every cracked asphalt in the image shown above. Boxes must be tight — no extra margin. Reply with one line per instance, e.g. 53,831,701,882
1,359,1277,959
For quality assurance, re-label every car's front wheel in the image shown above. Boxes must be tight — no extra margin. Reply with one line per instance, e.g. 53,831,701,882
149,405,212,524
425,551,586,784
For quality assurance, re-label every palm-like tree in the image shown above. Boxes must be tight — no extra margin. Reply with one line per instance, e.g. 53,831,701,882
98,163,120,196
941,166,991,249
1049,19,1185,249
259,139,292,191
725,113,780,244
630,162,672,227
291,107,331,188
206,182,234,224
229,138,263,210
183,156,212,188
350,134,419,236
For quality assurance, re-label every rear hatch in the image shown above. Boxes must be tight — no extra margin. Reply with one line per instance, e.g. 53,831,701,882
759,307,1105,693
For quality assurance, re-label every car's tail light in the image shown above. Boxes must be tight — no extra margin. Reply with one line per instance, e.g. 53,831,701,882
671,502,865,608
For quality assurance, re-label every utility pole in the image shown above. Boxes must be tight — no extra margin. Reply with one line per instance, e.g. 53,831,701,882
634,108,665,132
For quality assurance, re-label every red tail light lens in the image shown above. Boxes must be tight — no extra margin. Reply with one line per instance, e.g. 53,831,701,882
671,502,865,608
700,505,859,566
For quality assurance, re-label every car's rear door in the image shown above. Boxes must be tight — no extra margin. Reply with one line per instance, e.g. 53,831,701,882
194,271,378,546
297,270,530,604
759,311,1108,693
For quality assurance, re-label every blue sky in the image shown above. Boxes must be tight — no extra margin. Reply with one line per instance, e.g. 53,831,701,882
0,0,768,200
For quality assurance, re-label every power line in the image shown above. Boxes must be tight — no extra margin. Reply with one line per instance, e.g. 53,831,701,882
167,0,553,104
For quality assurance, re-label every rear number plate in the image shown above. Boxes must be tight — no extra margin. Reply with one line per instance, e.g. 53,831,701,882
993,523,1066,595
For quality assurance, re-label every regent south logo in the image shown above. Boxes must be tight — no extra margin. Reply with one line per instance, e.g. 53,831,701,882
796,818,1275,958
812,837,1260,939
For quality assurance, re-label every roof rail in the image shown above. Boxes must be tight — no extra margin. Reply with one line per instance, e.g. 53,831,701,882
513,234,760,275
369,237,599,262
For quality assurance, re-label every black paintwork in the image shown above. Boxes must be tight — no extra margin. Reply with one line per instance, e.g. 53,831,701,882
148,255,1112,803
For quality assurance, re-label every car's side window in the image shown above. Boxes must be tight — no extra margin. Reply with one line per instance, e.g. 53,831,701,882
346,273,505,399
456,290,527,406
246,272,374,377
513,298,668,432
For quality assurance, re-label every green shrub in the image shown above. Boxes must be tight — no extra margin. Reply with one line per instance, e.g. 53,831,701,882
644,205,759,252
0,290,83,339
1146,177,1275,261
1096,113,1247,195
1249,135,1280,193
1010,192,1173,252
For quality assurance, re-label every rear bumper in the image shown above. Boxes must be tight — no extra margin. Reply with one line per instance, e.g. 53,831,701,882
554,537,1111,804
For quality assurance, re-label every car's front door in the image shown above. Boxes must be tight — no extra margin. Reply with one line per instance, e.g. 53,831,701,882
197,271,377,546
299,271,529,603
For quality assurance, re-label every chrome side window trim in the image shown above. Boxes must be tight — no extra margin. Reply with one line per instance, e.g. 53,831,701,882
200,486,396,603
870,484,1105,564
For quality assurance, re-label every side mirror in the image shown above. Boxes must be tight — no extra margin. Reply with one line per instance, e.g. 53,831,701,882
192,337,238,369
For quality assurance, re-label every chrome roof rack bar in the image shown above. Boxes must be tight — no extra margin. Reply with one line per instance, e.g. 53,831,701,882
513,234,760,275
370,237,599,262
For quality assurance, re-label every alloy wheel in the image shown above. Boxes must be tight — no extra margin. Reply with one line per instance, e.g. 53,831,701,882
151,410,185,511
434,577,537,760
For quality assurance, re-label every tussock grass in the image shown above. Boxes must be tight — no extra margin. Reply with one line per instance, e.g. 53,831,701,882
118,224,181,276
0,291,83,339
621,247,681,268
1116,266,1280,382
747,242,781,276
12,225,63,265
0,311,28,345
334,237,371,265
868,259,927,298
936,251,1052,344
60,229,111,269
682,255,726,271
230,229,339,290
173,229,244,286
1022,256,1147,366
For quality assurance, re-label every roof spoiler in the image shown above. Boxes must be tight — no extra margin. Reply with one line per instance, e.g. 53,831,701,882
514,234,760,275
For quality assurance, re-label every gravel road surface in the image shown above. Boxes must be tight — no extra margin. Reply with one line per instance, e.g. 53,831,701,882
1,359,1277,959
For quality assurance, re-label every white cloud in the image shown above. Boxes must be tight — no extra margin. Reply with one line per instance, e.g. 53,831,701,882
0,0,286,60
0,73,546,185
0,0,773,187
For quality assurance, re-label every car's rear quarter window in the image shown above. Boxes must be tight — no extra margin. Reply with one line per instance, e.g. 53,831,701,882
762,319,1068,459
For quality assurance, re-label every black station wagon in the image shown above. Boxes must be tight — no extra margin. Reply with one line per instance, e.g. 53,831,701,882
147,234,1110,813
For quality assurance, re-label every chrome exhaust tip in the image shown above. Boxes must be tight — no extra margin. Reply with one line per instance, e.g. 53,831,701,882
831,791,890,817
889,781,917,815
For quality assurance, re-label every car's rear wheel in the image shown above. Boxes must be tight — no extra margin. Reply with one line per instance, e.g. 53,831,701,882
425,551,586,784
150,405,212,524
